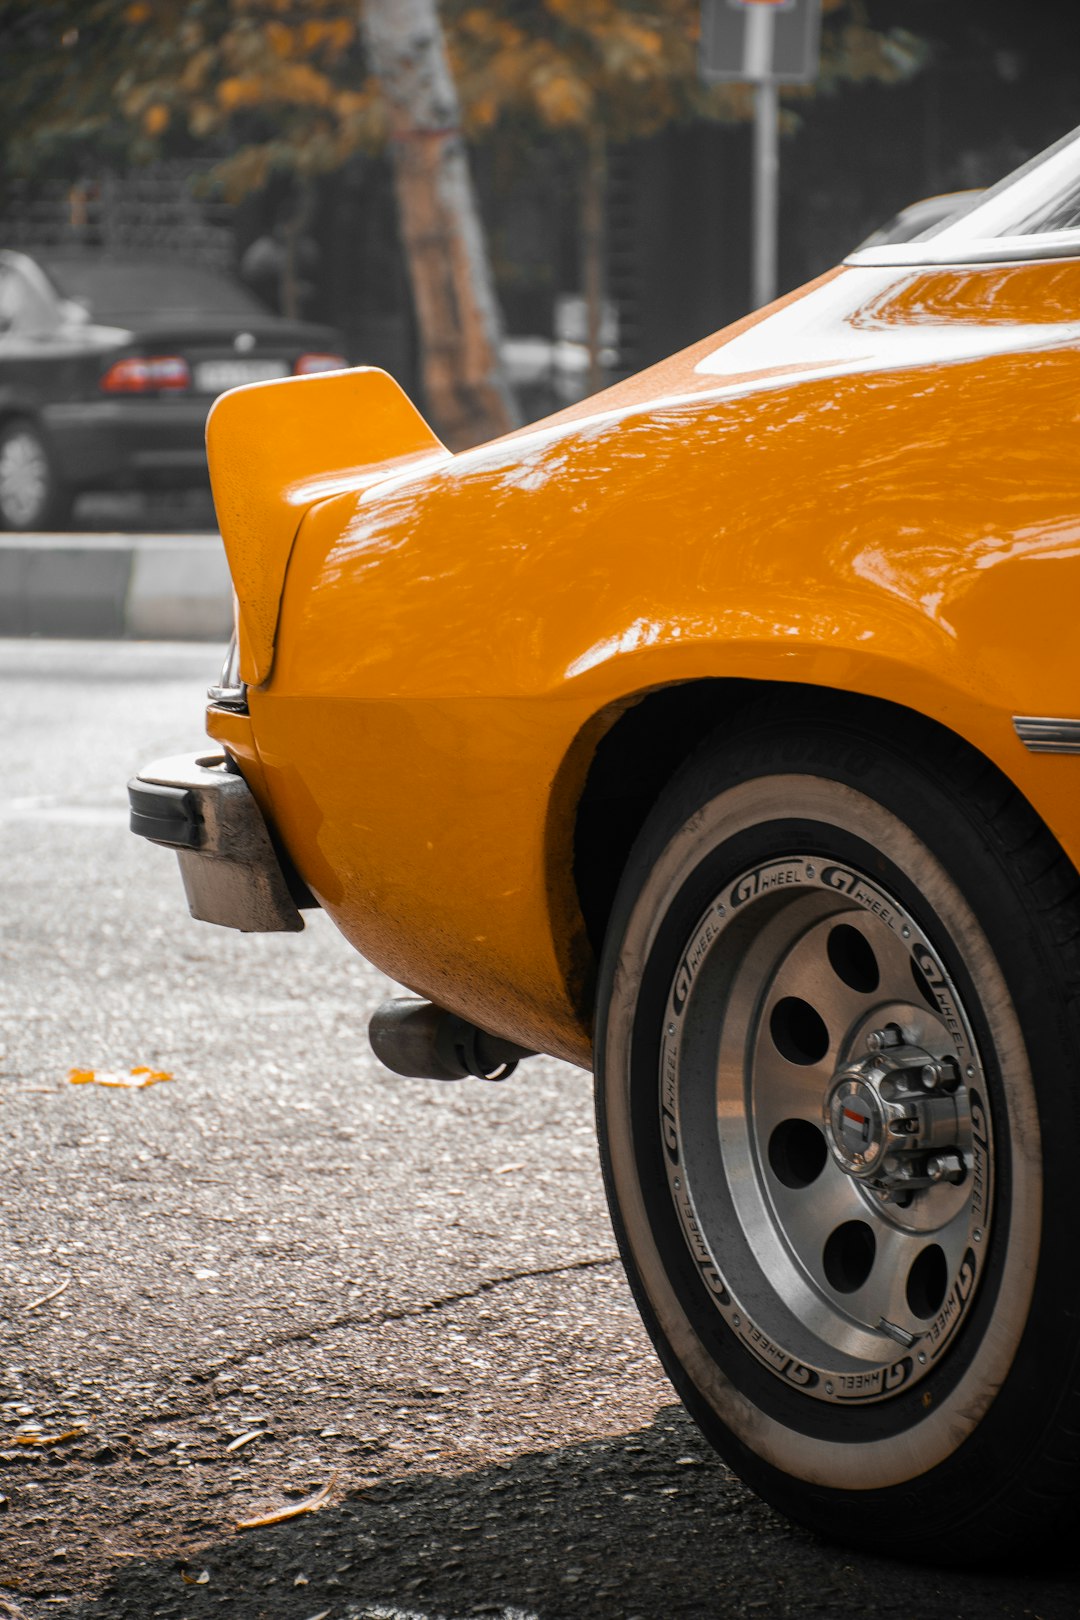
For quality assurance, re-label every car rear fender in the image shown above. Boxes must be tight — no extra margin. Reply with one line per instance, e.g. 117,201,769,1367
206,367,447,686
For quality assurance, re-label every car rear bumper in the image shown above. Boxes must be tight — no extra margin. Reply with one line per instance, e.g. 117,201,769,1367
42,399,212,489
128,752,305,932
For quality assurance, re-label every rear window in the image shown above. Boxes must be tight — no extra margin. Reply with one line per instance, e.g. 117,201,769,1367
925,127,1080,244
41,260,268,321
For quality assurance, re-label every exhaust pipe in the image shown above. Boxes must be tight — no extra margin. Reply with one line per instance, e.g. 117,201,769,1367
368,998,535,1082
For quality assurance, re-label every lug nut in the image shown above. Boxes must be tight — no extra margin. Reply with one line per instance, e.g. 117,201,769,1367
926,1152,965,1184
867,1025,902,1053
918,1055,963,1091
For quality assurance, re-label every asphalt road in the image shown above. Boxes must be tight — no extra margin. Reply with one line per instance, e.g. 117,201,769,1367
1,637,1079,1620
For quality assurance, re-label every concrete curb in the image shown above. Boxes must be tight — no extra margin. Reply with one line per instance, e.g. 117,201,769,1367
0,534,233,640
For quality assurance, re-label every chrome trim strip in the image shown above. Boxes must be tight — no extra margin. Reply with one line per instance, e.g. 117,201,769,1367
206,682,248,713
846,237,1080,270
1013,716,1080,754
207,631,247,712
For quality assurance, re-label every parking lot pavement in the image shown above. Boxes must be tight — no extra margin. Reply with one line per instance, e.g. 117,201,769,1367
2,640,1080,1619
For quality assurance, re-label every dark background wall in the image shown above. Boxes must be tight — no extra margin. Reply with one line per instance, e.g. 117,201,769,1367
606,0,1080,374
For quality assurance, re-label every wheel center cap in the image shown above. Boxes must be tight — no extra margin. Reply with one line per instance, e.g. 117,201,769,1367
822,1026,971,1199
826,1077,887,1173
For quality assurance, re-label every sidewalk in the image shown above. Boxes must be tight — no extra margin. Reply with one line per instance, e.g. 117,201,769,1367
0,533,232,640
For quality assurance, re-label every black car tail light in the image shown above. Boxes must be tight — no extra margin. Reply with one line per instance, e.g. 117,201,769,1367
294,352,347,375
100,355,191,393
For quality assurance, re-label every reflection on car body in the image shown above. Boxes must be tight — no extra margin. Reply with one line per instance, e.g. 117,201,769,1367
131,125,1080,1561
0,252,345,529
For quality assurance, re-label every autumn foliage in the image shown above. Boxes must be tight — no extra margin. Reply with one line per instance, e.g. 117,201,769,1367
5,1,925,198
2,1,925,438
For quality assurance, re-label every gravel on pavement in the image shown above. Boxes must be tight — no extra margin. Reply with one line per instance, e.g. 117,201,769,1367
0,638,1077,1619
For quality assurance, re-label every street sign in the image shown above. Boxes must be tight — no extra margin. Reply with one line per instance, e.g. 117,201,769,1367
699,0,823,311
700,0,822,85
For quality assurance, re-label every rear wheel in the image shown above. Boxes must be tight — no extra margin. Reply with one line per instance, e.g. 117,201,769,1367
595,705,1080,1560
0,419,72,530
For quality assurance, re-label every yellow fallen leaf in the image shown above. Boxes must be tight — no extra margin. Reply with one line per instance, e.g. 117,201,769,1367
235,1470,338,1532
99,1068,173,1088
67,1067,173,1090
14,1428,85,1448
181,1570,210,1586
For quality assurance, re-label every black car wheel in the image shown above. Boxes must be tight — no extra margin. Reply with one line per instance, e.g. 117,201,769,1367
0,419,72,531
595,700,1080,1560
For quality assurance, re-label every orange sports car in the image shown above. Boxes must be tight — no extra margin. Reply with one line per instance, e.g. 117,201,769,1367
131,125,1080,1559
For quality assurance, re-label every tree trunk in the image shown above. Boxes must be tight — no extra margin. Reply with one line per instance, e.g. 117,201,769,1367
360,0,518,449
581,124,607,398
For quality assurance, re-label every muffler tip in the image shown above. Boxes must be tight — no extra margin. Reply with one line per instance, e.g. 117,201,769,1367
368,998,534,1082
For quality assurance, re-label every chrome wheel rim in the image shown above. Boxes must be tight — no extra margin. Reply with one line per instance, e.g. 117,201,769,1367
661,853,993,1406
0,431,49,527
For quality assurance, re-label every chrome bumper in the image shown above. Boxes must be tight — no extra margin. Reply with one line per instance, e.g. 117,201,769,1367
128,752,304,933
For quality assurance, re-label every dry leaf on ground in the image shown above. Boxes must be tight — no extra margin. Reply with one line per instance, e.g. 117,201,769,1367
235,1470,339,1532
13,1428,86,1448
68,1066,173,1090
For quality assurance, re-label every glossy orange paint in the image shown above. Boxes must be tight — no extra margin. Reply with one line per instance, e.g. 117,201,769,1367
206,367,447,686
204,705,273,821
211,258,1080,1069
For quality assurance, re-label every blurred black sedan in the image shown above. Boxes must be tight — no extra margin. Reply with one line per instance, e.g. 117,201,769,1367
0,251,346,529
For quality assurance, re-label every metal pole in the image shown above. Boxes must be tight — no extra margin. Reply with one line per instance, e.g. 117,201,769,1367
752,77,779,309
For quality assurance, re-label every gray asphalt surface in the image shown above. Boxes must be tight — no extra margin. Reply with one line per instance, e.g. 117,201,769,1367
1,637,1078,1620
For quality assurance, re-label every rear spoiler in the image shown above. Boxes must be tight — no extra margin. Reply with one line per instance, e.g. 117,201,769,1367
206,367,447,687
